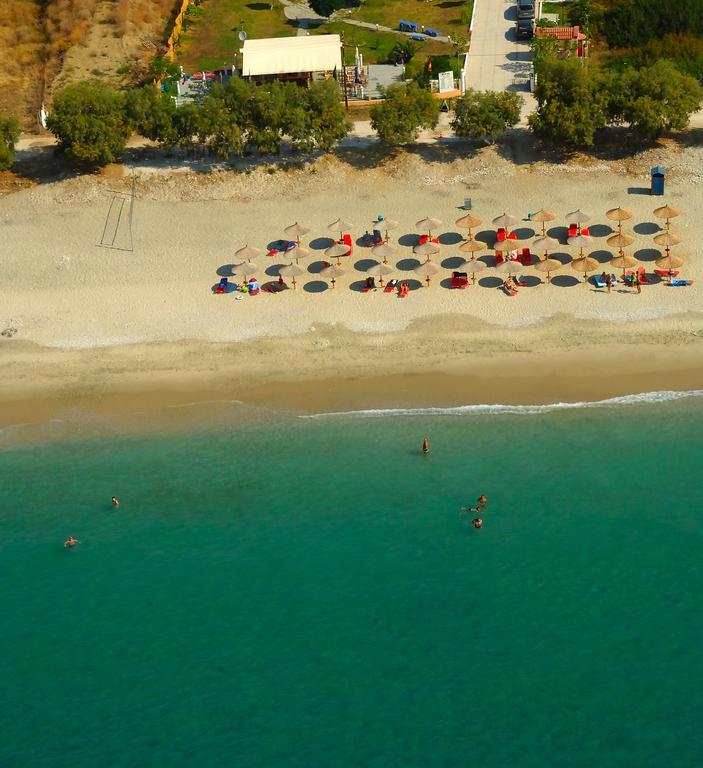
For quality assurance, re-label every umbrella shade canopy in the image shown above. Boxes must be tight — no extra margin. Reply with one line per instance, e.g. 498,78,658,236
366,262,394,277
607,232,635,248
231,261,258,276
328,218,353,233
654,231,681,247
653,204,682,221
284,222,309,238
530,209,556,223
235,244,263,260
495,259,523,273
292,245,310,259
567,234,593,248
325,242,353,258
373,217,399,231
606,206,634,223
534,257,563,274
655,254,685,270
278,263,305,278
571,256,599,273
320,264,345,279
610,253,639,270
413,241,440,257
458,258,487,273
565,209,592,224
459,238,485,253
491,212,519,228
413,261,441,277
415,216,442,232
455,213,483,229
371,242,397,260
532,235,560,252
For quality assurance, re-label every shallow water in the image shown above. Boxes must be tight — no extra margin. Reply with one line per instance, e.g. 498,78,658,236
2,399,703,767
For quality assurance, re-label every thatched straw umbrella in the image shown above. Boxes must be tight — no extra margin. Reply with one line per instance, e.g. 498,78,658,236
235,244,263,261
284,222,310,244
278,263,305,289
365,261,393,286
320,263,345,288
653,204,682,230
371,242,397,264
530,208,556,236
413,241,440,260
325,242,352,265
416,217,443,235
413,260,441,286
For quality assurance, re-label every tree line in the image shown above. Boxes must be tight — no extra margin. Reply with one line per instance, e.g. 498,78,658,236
530,57,703,147
43,78,352,165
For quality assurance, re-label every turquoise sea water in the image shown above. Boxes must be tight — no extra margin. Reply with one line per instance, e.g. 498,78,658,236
2,398,703,767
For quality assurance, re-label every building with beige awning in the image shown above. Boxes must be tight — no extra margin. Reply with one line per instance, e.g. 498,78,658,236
241,34,343,86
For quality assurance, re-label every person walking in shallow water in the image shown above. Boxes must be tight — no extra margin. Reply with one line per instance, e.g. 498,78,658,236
422,437,430,455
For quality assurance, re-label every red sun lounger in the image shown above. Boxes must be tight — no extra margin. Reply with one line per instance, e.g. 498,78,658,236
384,279,398,293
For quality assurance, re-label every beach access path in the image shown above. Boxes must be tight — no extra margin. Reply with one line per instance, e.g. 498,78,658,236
465,0,533,93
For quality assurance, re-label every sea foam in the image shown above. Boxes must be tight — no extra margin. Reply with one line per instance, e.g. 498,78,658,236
301,389,703,419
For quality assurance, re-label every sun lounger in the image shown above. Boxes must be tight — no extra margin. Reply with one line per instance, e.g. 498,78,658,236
496,227,506,242
341,233,353,255
654,269,679,278
520,247,532,266
667,279,694,286
593,274,608,288
495,253,505,266
384,279,398,293
373,229,383,245
362,277,376,292
636,267,649,285
568,224,578,238
580,227,590,236
451,271,469,288
214,277,229,294
418,234,440,245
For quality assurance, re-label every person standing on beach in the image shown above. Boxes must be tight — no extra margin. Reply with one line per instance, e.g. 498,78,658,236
606,274,612,294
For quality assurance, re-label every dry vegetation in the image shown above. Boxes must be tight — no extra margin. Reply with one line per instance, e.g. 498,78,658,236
0,0,179,130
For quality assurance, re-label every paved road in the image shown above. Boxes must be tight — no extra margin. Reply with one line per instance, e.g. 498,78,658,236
465,0,533,92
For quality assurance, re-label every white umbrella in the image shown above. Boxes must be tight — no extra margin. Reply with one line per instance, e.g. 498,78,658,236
365,261,393,285
328,218,354,238
284,222,310,243
320,263,345,288
413,260,441,286
495,259,522,273
491,212,519,229
372,218,399,241
565,209,592,224
235,244,263,260
325,242,352,264
567,233,593,256
416,217,442,234
371,242,397,263
532,235,560,254
231,261,258,281
278,263,305,289
458,257,487,282
413,241,440,258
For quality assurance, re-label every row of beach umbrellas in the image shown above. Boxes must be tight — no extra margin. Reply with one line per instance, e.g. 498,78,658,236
229,205,685,286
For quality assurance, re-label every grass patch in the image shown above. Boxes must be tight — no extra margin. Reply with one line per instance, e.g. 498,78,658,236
176,0,293,71
345,0,470,34
541,1,566,22
318,22,453,65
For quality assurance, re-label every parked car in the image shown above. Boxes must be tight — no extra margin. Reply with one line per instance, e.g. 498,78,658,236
516,17,534,39
517,0,535,20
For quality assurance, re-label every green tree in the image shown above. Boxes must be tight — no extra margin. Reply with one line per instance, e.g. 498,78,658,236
609,60,703,139
125,86,178,148
309,0,344,16
149,56,180,81
171,102,203,149
198,97,244,158
297,79,351,151
47,81,131,165
387,41,417,65
0,114,20,171
370,83,439,145
451,89,522,142
528,59,610,146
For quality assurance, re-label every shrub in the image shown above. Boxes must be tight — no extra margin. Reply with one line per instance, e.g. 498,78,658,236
0,114,20,171
370,83,439,145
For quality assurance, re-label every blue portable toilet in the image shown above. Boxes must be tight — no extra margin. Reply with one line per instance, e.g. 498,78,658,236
651,166,665,196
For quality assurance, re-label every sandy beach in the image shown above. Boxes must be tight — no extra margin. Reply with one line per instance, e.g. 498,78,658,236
2,134,703,430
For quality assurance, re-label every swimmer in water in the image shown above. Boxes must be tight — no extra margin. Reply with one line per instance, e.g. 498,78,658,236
472,518,483,529
469,494,487,513
111,496,120,507
64,536,79,548
422,437,430,455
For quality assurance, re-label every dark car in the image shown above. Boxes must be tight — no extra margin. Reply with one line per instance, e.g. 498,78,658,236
516,17,534,39
517,0,535,20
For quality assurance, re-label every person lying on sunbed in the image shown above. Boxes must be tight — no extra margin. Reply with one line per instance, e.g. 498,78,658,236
502,278,518,296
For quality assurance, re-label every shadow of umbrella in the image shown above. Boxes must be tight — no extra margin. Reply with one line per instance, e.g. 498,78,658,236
397,257,422,271
303,280,328,293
